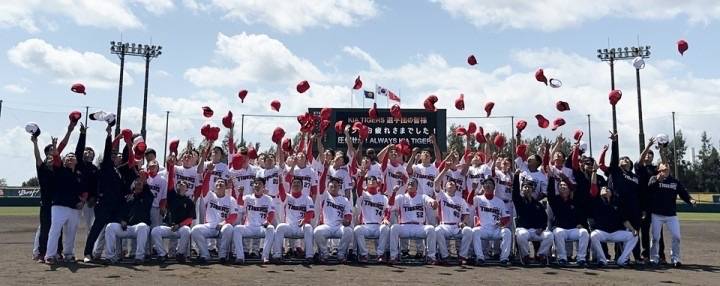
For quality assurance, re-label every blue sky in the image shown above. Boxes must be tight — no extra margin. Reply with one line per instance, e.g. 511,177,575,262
2,0,720,185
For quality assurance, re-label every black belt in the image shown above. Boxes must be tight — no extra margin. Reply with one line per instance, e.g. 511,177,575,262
364,222,379,225
401,222,420,225
442,222,459,225
503,199,510,203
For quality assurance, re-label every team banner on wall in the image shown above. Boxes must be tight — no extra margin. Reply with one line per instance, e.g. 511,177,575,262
309,108,447,152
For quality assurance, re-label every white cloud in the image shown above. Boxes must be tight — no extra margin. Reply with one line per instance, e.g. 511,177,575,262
7,38,133,89
343,46,383,71
185,0,378,33
0,0,176,32
432,0,720,31
3,84,28,94
184,32,325,87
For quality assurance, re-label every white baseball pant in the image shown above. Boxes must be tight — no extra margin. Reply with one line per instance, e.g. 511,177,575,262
233,225,275,260
389,224,437,260
82,205,95,230
472,226,511,260
590,229,637,264
191,223,233,259
151,225,191,257
150,207,162,228
553,227,589,261
273,223,314,259
45,206,80,260
354,223,390,257
435,224,472,259
104,222,150,260
650,214,681,264
33,226,40,257
515,228,553,257
314,225,354,259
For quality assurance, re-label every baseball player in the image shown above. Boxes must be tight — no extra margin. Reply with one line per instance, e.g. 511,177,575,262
44,123,89,264
512,173,553,266
353,176,391,263
190,168,238,264
468,177,512,265
288,152,318,198
433,167,472,265
547,176,589,267
151,155,196,264
272,177,315,264
648,163,696,267
388,178,438,264
103,173,153,264
515,133,549,200
255,147,284,224
379,144,408,196
145,160,168,228
588,183,638,267
30,121,73,262
314,178,354,263
232,177,276,264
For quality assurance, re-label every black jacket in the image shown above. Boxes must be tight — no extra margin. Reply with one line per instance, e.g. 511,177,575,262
634,162,657,212
547,177,588,229
163,189,196,226
608,139,641,220
36,164,55,207
648,175,691,217
121,184,154,226
512,173,548,230
76,131,99,202
588,196,627,233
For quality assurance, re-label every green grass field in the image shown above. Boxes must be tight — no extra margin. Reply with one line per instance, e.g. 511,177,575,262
1,206,719,221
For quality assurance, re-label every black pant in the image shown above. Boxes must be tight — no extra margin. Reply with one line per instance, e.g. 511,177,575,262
83,208,111,257
38,205,62,257
641,213,665,259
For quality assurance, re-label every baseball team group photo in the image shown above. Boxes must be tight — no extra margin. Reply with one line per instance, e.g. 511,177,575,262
1,1,720,285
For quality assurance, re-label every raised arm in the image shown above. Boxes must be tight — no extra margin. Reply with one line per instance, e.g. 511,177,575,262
101,127,115,169
377,144,392,166
609,131,619,170
406,149,419,176
74,123,87,168
598,144,609,174
344,126,356,158
431,134,441,165
57,121,76,154
32,136,42,167
434,165,449,193
638,137,655,166
550,134,564,160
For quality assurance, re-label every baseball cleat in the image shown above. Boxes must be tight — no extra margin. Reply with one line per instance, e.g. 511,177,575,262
302,258,313,265
520,255,530,266
32,254,41,261
133,258,144,265
458,256,468,266
196,257,208,265
377,256,386,264
388,258,399,265
537,255,548,266
499,259,510,266
176,254,186,263
475,259,485,266
596,261,606,268
234,259,245,265
358,255,369,263
558,259,568,266
45,257,57,265
577,260,587,267
83,257,93,263
219,257,228,264
64,256,76,263
673,261,682,268
157,256,167,264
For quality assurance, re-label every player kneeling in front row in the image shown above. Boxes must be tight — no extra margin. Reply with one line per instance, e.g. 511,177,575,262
388,178,438,264
314,179,354,263
233,177,276,264
354,176,392,263
512,175,553,266
434,168,472,265
468,178,512,266
191,172,238,264
589,185,638,267
104,174,153,265
151,156,196,264
548,177,589,267
272,178,315,264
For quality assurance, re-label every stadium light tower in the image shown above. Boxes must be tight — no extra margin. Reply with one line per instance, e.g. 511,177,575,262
110,41,162,140
596,46,651,153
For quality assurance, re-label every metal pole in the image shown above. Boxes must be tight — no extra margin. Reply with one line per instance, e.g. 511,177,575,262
141,54,150,140
0,100,3,120
636,68,645,153
672,111,678,177
115,49,125,137
610,58,618,133
163,111,169,164
240,114,245,143
84,106,89,126
510,116,515,155
587,114,593,156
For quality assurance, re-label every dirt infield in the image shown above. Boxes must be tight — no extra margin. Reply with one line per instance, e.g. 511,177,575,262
1,215,718,286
